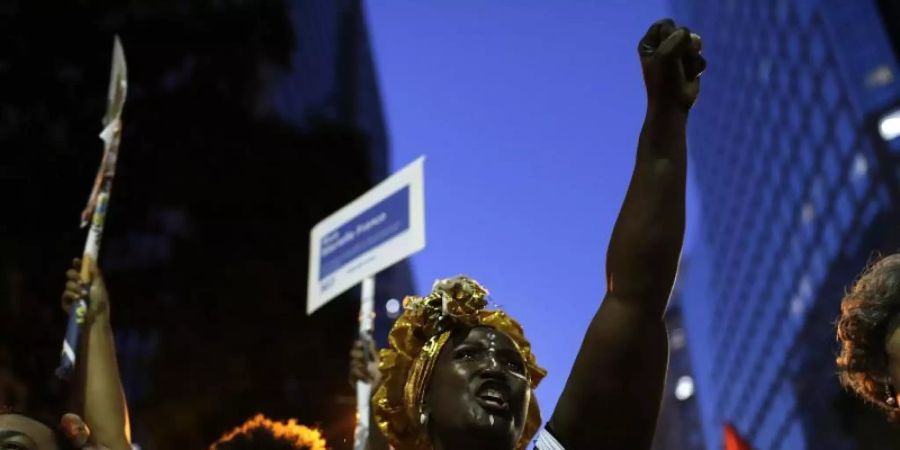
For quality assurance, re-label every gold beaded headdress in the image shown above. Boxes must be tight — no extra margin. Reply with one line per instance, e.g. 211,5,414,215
372,276,547,450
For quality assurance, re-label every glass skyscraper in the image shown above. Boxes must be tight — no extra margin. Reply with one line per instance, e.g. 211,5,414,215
660,0,900,448
653,272,707,450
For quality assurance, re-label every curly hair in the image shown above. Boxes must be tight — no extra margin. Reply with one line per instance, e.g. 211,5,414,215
208,414,326,450
836,253,900,422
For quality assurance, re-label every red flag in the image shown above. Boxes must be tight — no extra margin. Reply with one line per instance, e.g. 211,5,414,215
724,423,753,450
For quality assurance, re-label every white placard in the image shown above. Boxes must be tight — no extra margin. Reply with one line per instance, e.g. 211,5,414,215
307,157,425,314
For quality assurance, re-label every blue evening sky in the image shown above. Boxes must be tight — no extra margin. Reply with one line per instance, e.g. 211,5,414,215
365,0,700,416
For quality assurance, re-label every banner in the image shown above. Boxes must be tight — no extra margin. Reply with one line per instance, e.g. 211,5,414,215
307,157,425,314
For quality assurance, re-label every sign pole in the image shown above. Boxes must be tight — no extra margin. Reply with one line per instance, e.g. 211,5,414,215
306,156,424,448
354,276,376,450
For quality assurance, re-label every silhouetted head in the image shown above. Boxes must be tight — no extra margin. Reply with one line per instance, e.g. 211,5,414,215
208,414,326,450
837,254,900,422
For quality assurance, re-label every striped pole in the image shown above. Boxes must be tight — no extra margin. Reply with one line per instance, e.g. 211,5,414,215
354,276,376,450
56,36,127,379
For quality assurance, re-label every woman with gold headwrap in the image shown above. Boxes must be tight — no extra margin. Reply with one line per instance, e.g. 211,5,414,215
363,18,704,450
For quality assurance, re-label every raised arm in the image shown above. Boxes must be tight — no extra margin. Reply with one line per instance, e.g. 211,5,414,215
63,258,132,450
548,19,703,450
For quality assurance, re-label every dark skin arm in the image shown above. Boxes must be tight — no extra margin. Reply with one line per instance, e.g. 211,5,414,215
63,258,132,450
547,19,703,450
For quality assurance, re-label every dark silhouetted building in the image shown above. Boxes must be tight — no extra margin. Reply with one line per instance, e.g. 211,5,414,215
0,1,411,449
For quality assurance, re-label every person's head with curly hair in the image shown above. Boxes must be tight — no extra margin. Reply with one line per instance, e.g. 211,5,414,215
208,414,326,450
837,253,900,422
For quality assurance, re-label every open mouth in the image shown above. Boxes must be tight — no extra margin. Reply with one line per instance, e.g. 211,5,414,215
475,383,510,412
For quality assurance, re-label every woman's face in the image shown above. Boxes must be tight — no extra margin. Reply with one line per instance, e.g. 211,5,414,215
0,414,57,450
425,326,531,449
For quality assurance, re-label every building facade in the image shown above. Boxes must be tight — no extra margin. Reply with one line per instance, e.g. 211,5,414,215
272,0,414,343
652,272,707,450
666,0,900,448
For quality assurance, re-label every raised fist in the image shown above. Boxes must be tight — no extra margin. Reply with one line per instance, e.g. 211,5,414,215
61,258,110,325
639,19,705,110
